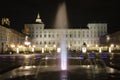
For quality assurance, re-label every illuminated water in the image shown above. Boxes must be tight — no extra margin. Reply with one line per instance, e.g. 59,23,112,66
0,53,120,80
54,2,68,70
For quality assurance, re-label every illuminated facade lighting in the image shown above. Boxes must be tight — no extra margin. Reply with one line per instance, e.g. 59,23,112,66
57,48,61,53
24,14,108,50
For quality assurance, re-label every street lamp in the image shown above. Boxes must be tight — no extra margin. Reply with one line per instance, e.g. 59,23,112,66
53,44,56,51
109,47,112,53
82,47,87,53
24,41,31,46
109,44,114,53
106,35,110,42
32,45,35,53
10,44,15,48
44,44,49,53
82,42,87,53
99,47,102,53
57,48,61,53
53,44,56,48
68,44,70,50
110,44,114,47
16,47,19,54
42,48,44,53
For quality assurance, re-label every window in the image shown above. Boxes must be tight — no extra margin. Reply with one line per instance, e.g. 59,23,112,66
30,34,33,38
44,41,46,44
44,34,46,37
87,34,89,37
40,35,42,38
40,27,42,29
49,42,51,44
40,42,42,44
36,35,38,38
70,34,72,38
83,31,84,37
48,34,51,38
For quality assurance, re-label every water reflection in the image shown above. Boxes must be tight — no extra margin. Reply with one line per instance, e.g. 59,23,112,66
0,53,120,80
60,71,67,80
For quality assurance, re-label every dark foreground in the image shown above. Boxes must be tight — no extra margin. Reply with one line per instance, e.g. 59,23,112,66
2,66,120,80
0,53,120,80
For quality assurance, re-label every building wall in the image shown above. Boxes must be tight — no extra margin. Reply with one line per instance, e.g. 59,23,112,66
25,23,107,50
0,25,24,53
100,31,120,46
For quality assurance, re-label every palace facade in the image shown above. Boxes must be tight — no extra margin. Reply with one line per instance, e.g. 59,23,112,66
24,14,107,50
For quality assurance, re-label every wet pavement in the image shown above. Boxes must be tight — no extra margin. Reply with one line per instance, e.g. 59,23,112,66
0,65,120,80
0,53,120,80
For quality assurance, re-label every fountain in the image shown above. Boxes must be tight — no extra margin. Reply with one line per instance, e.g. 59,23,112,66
31,2,108,79
54,2,68,70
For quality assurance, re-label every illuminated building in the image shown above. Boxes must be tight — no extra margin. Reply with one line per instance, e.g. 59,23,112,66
100,31,120,46
0,18,24,53
24,13,107,50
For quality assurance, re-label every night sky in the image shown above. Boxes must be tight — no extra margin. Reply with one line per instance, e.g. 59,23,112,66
0,0,120,33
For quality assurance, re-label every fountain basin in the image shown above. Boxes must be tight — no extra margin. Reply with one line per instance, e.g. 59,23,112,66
1,65,120,80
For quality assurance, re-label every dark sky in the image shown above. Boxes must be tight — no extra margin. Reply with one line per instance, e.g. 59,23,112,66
0,0,120,33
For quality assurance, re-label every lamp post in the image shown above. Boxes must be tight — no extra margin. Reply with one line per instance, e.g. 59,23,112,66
53,44,56,49
106,35,110,52
53,44,56,52
57,48,61,53
68,44,70,50
109,47,112,53
16,47,19,54
10,44,15,52
82,47,87,53
45,45,48,52
109,44,114,53
82,42,87,53
32,45,35,53
99,47,102,53
42,48,44,53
